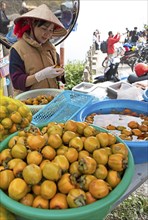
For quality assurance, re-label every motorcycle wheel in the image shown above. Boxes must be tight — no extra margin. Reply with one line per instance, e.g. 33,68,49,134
127,56,138,70
131,59,138,71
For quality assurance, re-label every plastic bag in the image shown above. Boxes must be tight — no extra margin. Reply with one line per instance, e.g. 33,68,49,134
0,95,32,141
117,85,143,100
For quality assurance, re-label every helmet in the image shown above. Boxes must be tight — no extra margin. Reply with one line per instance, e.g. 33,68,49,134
134,63,148,77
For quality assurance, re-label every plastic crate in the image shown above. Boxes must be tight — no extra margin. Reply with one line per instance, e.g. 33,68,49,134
31,90,93,126
15,89,61,115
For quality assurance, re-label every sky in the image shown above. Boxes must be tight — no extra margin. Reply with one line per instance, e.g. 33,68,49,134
56,0,148,64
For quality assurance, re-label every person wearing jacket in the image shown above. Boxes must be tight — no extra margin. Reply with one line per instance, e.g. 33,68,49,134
9,4,67,96
107,31,121,57
0,1,10,35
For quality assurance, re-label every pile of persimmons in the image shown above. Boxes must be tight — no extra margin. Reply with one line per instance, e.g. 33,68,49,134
20,94,54,105
0,96,32,141
0,120,129,209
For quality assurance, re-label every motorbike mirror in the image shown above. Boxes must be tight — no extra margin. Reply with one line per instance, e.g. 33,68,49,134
0,0,80,49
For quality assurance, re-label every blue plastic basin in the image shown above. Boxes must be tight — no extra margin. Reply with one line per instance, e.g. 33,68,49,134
76,99,148,164
143,89,148,102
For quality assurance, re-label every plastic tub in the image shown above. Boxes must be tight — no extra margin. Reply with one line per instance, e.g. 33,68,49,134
0,125,134,220
15,89,61,115
76,99,148,164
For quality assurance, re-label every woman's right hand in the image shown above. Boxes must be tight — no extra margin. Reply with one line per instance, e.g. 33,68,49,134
35,66,64,82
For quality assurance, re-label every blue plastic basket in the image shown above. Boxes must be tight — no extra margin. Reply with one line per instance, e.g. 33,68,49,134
31,90,93,126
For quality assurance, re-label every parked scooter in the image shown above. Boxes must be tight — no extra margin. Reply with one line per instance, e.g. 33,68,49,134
131,44,148,71
102,46,139,70
94,57,120,83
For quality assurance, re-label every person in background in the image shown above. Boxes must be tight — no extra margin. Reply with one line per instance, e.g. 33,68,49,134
0,1,10,35
103,31,121,73
60,4,73,29
107,31,121,58
9,4,67,96
130,27,139,46
124,27,130,43
95,29,101,48
93,31,99,51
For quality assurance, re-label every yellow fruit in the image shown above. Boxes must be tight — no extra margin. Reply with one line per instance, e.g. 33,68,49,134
0,169,15,190
84,136,100,152
22,164,42,185
27,135,46,151
69,136,83,151
41,180,57,199
43,162,62,181
8,178,28,201
89,179,110,199
0,204,16,220
96,132,109,147
1,118,13,129
11,144,27,160
106,170,121,188
26,151,43,165
93,148,108,165
20,193,34,206
64,120,77,132
48,134,62,149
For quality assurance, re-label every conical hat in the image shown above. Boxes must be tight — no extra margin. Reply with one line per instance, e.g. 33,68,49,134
14,4,67,37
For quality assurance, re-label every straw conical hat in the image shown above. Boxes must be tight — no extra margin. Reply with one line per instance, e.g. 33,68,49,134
14,4,67,37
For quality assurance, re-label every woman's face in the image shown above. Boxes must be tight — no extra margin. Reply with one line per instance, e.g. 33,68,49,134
33,22,55,44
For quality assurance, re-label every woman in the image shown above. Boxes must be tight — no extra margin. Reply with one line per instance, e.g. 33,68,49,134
93,31,99,51
9,4,67,95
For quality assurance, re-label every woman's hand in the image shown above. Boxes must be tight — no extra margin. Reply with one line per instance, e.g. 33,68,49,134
35,66,64,82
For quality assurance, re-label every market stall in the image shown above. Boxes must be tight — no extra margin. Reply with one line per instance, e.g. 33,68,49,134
0,1,148,220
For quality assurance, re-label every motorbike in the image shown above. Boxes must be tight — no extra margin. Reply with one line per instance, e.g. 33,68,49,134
102,46,139,70
94,57,120,83
131,44,148,71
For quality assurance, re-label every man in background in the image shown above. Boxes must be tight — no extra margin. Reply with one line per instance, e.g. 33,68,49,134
107,31,121,58
0,1,10,35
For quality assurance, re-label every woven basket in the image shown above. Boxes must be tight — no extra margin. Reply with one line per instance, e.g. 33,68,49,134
15,88,62,115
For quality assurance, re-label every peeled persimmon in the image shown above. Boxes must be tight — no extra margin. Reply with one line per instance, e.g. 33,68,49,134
27,135,46,151
85,191,97,204
32,195,49,209
49,193,68,209
106,170,121,188
41,145,56,160
22,164,42,185
8,178,28,201
89,179,110,199
26,151,43,165
40,180,57,200
11,144,27,160
0,149,12,165
20,193,34,206
0,170,15,190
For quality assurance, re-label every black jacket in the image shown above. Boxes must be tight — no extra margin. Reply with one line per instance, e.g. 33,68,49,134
0,9,10,35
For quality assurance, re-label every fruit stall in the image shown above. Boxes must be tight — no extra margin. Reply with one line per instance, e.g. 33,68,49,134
0,1,148,220
0,82,148,220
